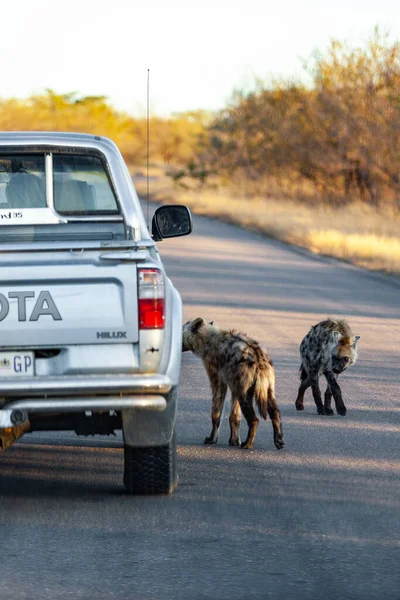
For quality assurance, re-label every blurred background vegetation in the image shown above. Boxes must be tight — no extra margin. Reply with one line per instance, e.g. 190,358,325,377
0,90,209,167
1,29,400,273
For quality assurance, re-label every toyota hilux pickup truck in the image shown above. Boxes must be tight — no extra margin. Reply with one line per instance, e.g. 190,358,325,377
0,131,192,495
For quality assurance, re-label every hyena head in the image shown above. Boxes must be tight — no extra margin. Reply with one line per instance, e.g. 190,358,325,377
182,317,215,353
332,332,360,374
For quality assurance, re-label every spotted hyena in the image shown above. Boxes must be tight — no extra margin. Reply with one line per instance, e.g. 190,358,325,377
295,318,360,416
182,318,284,450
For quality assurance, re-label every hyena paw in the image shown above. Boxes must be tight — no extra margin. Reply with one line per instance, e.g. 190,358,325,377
317,406,325,415
295,403,304,411
324,407,334,415
204,436,218,445
229,438,240,446
240,441,254,449
274,435,285,450
337,406,347,416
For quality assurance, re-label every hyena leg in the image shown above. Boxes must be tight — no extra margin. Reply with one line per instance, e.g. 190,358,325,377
323,383,334,415
239,391,259,450
229,397,241,446
309,369,325,415
324,371,347,416
204,379,228,444
268,388,284,450
295,367,310,411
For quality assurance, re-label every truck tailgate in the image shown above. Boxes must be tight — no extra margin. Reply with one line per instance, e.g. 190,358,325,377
0,259,139,347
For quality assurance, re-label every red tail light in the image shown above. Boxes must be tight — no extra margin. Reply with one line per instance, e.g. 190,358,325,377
138,268,165,330
139,298,165,329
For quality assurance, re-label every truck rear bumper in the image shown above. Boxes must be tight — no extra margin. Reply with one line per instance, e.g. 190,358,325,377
0,375,177,446
0,374,172,429
0,374,172,397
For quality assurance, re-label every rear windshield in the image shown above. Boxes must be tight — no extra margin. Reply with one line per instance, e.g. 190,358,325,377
0,155,46,209
53,155,118,215
0,152,119,216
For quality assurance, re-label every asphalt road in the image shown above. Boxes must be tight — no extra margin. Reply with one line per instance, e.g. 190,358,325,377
0,211,399,600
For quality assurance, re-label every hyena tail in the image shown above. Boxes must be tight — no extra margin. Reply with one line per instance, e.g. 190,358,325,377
253,370,272,420
299,364,308,381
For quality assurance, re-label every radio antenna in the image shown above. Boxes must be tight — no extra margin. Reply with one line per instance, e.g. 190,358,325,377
146,68,150,229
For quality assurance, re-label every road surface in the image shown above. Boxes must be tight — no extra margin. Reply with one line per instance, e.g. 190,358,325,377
0,211,399,599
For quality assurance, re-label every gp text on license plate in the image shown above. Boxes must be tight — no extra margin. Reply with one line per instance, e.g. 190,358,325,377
0,351,35,377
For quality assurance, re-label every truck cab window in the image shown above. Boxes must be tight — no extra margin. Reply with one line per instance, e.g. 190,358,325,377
0,155,46,209
53,154,119,215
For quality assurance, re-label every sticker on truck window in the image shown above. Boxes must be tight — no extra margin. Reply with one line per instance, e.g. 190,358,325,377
0,208,66,225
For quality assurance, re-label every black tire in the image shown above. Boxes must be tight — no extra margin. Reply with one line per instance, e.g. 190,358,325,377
123,431,177,495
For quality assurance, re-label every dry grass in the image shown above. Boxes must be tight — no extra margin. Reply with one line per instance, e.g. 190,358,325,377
133,171,400,277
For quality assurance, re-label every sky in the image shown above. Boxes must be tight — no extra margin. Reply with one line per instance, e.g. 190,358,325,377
1,0,399,117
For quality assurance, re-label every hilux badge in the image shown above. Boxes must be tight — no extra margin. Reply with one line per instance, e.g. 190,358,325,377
97,331,127,339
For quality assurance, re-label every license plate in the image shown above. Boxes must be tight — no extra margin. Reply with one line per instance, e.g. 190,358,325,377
0,351,35,377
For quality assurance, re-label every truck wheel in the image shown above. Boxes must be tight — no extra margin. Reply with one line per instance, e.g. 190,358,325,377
123,431,177,495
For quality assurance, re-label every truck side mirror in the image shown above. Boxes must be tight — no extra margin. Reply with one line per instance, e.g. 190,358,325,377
152,205,193,241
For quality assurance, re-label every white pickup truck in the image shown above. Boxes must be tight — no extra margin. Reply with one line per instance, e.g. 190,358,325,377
0,131,192,495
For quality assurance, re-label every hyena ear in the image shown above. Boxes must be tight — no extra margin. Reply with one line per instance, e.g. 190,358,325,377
353,335,360,346
333,331,340,343
191,317,205,333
